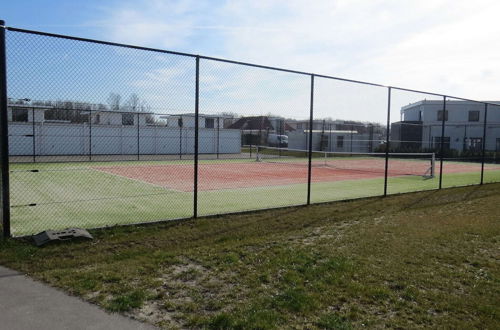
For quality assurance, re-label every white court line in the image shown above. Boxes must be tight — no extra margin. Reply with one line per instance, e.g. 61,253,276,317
90,166,189,193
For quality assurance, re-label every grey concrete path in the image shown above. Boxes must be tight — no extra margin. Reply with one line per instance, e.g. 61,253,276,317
0,266,158,330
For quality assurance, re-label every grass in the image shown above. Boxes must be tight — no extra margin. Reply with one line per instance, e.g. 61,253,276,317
9,157,500,236
1,183,499,328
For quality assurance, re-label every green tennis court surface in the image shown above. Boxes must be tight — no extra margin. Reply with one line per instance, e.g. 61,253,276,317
9,158,500,236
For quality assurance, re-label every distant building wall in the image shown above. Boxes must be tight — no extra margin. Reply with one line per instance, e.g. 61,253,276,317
9,122,241,156
287,131,382,153
398,100,500,152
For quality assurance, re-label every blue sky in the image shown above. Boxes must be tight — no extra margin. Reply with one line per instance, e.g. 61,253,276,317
1,0,499,122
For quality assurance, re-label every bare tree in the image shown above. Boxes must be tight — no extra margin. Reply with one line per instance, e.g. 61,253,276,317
107,93,121,111
124,93,140,112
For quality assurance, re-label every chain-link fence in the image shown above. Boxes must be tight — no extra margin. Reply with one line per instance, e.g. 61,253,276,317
1,21,500,237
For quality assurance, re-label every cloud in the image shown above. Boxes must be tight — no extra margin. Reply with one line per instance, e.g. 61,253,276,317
88,0,500,120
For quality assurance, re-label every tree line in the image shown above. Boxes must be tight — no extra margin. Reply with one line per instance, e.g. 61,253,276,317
8,93,154,124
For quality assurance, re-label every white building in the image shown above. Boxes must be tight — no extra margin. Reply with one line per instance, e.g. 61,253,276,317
287,129,384,153
7,105,241,157
158,113,227,129
286,119,385,153
392,100,500,152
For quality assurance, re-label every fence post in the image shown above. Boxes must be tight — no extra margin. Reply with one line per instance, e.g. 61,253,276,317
329,123,332,152
216,116,220,159
32,106,36,162
350,125,353,152
179,121,183,160
0,20,11,238
383,87,391,196
438,96,446,189
137,112,140,161
88,108,92,161
193,56,200,218
480,103,488,184
307,74,314,205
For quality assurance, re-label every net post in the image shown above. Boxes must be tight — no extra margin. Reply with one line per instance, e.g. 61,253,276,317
431,152,436,178
307,74,314,205
193,56,200,218
0,20,11,238
480,103,487,185
383,87,391,197
438,96,446,189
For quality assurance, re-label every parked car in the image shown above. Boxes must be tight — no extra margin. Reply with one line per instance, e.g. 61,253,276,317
268,134,288,147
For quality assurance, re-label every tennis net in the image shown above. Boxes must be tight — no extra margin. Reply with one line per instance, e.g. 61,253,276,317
256,146,435,178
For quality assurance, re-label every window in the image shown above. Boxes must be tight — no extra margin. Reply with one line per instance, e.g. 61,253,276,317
44,109,89,123
468,110,480,122
12,108,28,122
297,123,302,129
496,138,500,152
418,111,423,121
145,115,155,124
466,138,482,151
122,113,134,125
337,136,344,148
205,118,215,128
94,114,100,124
178,118,183,127
437,110,448,121
434,136,450,150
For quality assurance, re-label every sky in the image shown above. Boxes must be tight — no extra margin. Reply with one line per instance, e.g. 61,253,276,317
1,0,499,122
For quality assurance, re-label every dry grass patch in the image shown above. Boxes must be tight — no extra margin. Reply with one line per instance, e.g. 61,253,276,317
1,183,499,328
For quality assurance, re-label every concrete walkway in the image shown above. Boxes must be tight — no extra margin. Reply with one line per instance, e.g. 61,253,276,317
0,266,157,330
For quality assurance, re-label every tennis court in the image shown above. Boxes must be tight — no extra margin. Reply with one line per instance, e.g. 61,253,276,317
93,152,437,192
94,157,500,193
9,148,500,236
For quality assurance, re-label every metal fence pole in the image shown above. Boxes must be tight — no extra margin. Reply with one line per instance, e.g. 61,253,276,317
137,112,140,161
88,108,92,161
32,106,36,162
193,56,200,218
383,87,391,196
438,96,446,189
307,74,314,205
480,103,488,184
329,123,332,152
350,125,354,152
179,122,183,160
216,116,220,159
0,20,11,238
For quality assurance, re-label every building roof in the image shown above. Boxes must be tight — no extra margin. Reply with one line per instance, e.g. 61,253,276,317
401,99,500,111
229,116,295,131
158,113,232,119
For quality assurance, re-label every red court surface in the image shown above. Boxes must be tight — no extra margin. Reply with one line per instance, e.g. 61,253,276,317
92,158,496,192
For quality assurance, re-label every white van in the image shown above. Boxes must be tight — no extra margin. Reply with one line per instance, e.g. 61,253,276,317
267,134,288,147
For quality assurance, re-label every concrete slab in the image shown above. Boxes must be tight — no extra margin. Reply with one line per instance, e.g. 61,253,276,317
0,266,157,330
